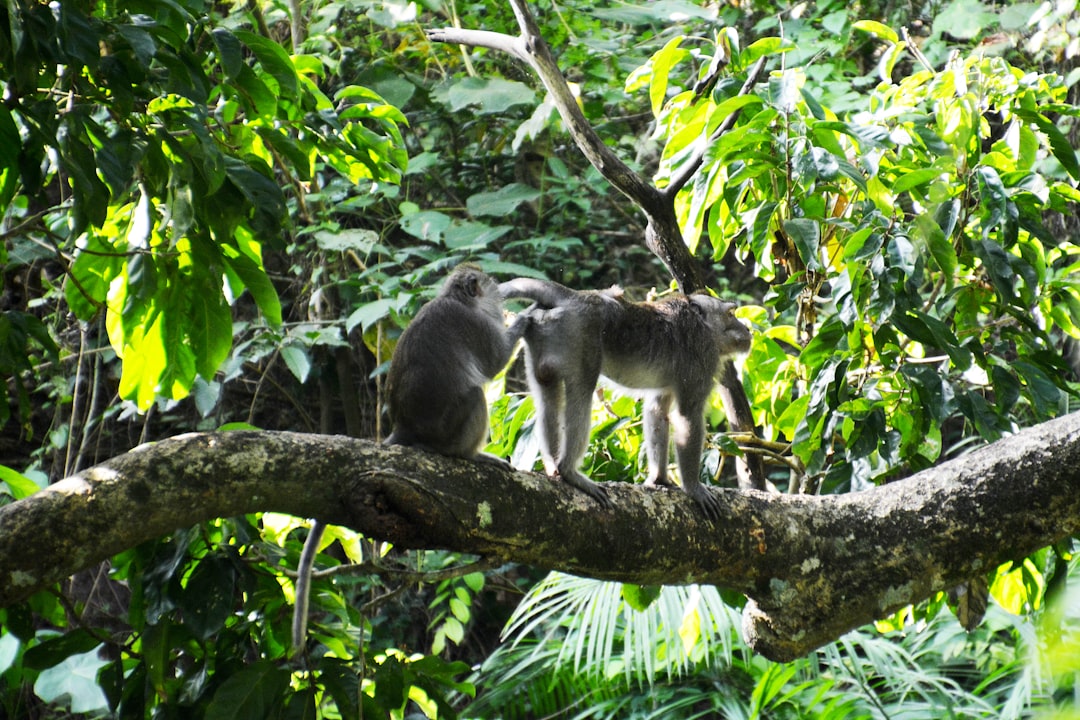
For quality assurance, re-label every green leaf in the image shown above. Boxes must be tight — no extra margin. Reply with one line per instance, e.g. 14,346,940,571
223,157,286,235
234,30,299,99
113,305,168,411
648,35,686,117
281,344,311,383
1017,109,1080,181
315,228,380,253
1014,360,1062,411
775,394,810,439
443,222,513,250
373,655,407,710
257,127,313,180
0,465,42,499
233,63,277,117
466,183,541,217
400,210,452,242
893,309,971,371
622,584,662,611
221,249,283,327
892,168,945,194
180,556,236,641
33,647,109,715
58,4,100,67
23,630,101,670
770,68,800,113
187,277,233,379
0,107,19,171
974,239,1017,302
211,28,244,80
463,572,485,592
442,616,465,644
346,298,396,334
931,0,1000,40
783,218,821,270
852,20,899,44
914,213,957,283
740,36,792,66
439,77,537,115
205,660,289,720
449,597,470,623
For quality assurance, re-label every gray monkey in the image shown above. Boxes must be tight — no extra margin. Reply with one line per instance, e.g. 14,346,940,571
292,265,526,657
500,277,752,520
384,265,528,460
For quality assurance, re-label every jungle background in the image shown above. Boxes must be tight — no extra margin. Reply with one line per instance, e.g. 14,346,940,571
2,0,1080,716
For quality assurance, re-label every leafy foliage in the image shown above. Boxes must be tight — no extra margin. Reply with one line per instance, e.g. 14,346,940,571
2,0,406,418
471,567,1079,719
633,23,1080,491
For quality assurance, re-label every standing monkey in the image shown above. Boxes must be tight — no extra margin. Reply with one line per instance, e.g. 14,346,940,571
293,265,526,657
500,278,752,520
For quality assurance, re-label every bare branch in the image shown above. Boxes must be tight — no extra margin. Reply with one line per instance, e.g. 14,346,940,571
424,27,530,64
3,415,1080,661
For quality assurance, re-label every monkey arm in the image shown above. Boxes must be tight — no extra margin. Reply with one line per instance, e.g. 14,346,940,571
3,417,1080,662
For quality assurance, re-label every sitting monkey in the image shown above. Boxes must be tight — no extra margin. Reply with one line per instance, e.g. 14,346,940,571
293,265,526,657
500,277,752,520
384,265,528,461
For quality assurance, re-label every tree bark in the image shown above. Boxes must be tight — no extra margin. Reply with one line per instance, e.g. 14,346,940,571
2,414,1079,661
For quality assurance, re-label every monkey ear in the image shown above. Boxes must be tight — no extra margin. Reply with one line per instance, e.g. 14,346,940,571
464,274,481,298
689,294,735,315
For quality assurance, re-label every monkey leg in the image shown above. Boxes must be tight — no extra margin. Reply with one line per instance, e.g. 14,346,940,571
552,374,610,506
524,360,564,476
641,392,676,489
672,405,723,521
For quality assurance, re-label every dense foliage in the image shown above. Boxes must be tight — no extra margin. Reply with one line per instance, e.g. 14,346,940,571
1,0,1079,717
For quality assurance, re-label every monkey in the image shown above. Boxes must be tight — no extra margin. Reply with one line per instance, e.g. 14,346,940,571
500,277,752,520
292,265,527,658
383,265,529,460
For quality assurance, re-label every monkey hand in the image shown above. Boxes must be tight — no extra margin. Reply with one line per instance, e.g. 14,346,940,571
683,482,723,522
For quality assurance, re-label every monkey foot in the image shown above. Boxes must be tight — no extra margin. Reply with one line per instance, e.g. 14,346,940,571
685,484,723,522
554,470,612,508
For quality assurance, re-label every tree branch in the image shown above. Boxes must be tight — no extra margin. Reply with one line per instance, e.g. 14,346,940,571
426,0,692,285
3,415,1080,661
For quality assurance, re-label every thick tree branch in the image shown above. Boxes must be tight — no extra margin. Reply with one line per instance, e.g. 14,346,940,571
3,414,1080,660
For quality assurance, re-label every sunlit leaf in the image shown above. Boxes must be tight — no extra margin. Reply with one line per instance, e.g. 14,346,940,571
852,20,899,44
33,647,109,714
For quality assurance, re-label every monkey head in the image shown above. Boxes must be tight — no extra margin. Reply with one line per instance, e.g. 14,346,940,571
689,294,752,357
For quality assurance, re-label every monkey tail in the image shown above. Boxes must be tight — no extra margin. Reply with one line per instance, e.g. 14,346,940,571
498,278,574,308
291,519,326,659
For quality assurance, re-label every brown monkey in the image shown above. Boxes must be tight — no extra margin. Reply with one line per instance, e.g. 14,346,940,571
500,278,752,520
293,265,526,657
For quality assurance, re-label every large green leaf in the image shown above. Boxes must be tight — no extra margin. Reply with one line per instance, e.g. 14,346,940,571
234,30,300,100
204,660,289,720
